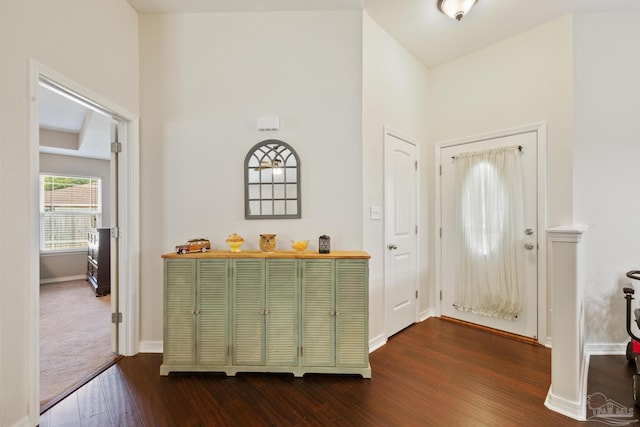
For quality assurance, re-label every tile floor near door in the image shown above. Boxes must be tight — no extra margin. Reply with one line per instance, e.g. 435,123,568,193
40,279,117,411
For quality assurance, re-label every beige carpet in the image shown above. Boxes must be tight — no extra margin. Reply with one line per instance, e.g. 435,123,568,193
40,280,117,409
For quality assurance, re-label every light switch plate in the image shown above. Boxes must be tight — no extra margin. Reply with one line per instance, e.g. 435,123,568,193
370,205,383,220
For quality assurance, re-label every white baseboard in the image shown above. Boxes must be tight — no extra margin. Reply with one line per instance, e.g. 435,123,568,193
584,342,626,355
418,308,435,322
11,416,30,427
544,386,587,421
369,333,387,353
138,340,163,353
545,342,628,421
545,350,590,422
40,275,86,285
368,312,435,354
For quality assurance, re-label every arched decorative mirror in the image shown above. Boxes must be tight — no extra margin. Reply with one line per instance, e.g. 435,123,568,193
245,140,301,219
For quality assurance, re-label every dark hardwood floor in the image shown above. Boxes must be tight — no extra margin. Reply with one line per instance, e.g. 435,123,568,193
40,318,640,426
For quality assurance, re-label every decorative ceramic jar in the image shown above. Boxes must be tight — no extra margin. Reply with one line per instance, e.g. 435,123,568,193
319,235,330,254
225,233,244,252
259,234,277,253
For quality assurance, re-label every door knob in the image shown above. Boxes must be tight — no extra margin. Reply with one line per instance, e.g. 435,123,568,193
388,244,397,250
525,228,534,236
524,242,535,250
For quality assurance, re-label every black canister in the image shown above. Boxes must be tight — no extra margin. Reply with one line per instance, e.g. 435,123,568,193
319,235,330,254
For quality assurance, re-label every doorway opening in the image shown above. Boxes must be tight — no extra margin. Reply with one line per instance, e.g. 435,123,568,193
29,61,140,420
38,81,120,411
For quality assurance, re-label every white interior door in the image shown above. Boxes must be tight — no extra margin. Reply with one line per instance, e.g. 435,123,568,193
384,129,418,337
440,131,538,339
110,121,121,353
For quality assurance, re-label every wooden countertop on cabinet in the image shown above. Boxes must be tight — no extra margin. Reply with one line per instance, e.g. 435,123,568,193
161,250,371,260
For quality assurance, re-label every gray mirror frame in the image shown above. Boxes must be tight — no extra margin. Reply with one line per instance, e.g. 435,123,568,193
244,139,301,219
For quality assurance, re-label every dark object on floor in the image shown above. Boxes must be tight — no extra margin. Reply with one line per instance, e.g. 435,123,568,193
87,227,111,296
624,270,640,407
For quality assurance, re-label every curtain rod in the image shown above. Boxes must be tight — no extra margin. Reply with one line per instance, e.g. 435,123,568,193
451,145,523,160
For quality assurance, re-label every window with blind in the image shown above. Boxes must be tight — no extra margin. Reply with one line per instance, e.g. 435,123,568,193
40,174,102,251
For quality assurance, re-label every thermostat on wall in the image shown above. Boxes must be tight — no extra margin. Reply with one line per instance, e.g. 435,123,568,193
257,117,280,131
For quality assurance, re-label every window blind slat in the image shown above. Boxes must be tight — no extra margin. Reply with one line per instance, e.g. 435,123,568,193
40,175,102,251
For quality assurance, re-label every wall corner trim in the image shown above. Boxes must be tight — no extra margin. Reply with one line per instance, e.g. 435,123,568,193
547,226,588,243
369,334,387,353
544,386,587,421
138,341,163,354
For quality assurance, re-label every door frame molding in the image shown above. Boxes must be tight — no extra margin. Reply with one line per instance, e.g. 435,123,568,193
383,126,420,338
434,122,548,345
28,60,140,424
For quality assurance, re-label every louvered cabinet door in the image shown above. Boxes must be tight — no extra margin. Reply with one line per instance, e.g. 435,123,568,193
265,259,298,366
197,259,229,365
232,258,266,366
335,259,369,367
164,259,196,365
301,259,335,367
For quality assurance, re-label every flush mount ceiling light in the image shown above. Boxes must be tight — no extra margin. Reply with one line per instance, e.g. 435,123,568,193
438,0,477,21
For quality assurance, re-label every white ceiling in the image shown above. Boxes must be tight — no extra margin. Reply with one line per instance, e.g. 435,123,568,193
42,0,640,160
39,85,87,132
127,0,640,68
128,0,365,13
365,0,640,67
39,85,114,160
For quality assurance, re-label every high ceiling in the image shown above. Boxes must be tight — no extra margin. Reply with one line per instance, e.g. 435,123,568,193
127,0,365,13
42,0,640,159
126,0,640,68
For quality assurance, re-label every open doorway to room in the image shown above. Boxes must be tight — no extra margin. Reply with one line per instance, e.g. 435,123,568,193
37,81,120,411
29,60,140,425
29,62,140,424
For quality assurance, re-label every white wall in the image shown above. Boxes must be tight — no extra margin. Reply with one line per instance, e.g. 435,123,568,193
426,15,574,341
138,11,363,345
573,12,640,345
428,15,574,227
39,153,111,282
0,1,138,425
362,13,429,344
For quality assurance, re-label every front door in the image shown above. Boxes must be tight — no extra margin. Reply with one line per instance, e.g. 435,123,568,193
384,129,418,337
440,131,538,339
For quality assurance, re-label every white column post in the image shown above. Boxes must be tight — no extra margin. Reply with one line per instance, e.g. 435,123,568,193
544,226,587,420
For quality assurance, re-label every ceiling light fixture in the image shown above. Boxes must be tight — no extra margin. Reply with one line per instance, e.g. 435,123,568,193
438,0,477,21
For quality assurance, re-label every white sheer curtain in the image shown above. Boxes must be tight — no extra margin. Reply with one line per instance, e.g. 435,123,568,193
453,145,524,320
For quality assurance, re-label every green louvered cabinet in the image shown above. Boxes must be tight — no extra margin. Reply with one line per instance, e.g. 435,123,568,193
335,259,369,370
230,258,299,370
161,258,229,375
160,251,370,378
300,259,335,367
231,258,266,366
265,259,299,366
162,259,196,368
300,259,370,377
